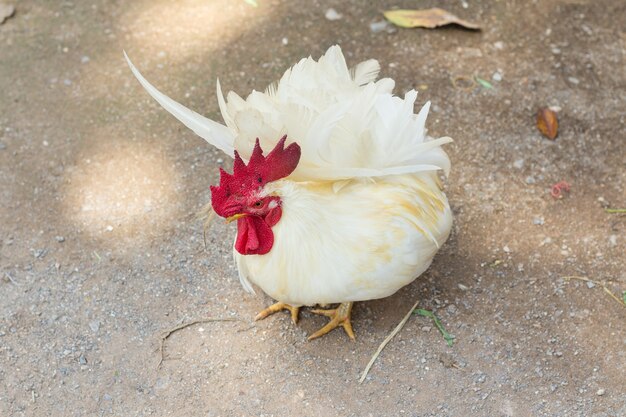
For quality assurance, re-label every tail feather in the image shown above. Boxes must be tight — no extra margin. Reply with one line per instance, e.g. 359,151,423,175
124,51,235,156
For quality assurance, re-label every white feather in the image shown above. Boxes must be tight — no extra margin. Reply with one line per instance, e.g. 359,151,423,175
351,59,381,86
125,46,452,181
124,52,236,156
238,175,453,305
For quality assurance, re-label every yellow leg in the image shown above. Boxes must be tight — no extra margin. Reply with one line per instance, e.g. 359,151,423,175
254,302,300,324
308,302,355,341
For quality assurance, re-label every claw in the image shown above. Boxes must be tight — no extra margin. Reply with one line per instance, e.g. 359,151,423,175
308,302,355,340
255,302,300,324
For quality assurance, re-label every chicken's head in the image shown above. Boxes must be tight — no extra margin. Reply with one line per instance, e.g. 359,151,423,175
210,135,301,255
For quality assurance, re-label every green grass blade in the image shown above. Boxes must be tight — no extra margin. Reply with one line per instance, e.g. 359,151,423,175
414,308,455,347
475,76,493,89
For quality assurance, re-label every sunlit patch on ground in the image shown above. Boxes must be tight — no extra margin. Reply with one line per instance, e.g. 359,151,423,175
122,0,270,63
62,137,181,241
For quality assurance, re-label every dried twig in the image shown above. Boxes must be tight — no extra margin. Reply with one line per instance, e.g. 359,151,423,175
605,208,626,214
359,299,419,383
157,317,241,368
451,75,476,92
562,276,625,308
198,204,216,250
4,272,18,285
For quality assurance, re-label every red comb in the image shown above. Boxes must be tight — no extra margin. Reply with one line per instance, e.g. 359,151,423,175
235,135,301,184
210,136,300,216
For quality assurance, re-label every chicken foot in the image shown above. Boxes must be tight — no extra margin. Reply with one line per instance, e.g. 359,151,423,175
255,302,300,324
308,302,355,341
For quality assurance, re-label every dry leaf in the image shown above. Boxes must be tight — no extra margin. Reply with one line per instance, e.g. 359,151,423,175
536,108,559,139
383,8,480,30
0,3,15,24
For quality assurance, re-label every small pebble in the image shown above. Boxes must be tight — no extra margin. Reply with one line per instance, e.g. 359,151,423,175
513,159,524,169
0,142,5,150
586,281,595,289
568,77,580,85
63,79,72,86
281,37,288,46
533,217,545,225
80,56,90,64
525,176,536,184
609,235,617,246
492,72,502,82
458,283,469,291
103,393,112,401
79,354,87,365
89,320,100,332
55,236,65,243
493,41,504,50
324,8,342,21
597,196,609,207
596,388,605,396
474,373,487,383
105,225,113,232
369,20,390,33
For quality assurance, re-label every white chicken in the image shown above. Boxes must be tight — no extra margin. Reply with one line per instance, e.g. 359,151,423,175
126,46,453,340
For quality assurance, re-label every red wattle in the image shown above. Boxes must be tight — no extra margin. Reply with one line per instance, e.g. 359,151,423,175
235,216,275,255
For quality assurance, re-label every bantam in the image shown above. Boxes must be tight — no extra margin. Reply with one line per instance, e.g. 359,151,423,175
126,46,453,340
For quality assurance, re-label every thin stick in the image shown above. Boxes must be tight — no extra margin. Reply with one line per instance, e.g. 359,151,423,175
359,299,420,383
157,317,241,368
450,75,476,92
201,206,216,250
562,276,625,308
605,208,626,214
4,272,18,285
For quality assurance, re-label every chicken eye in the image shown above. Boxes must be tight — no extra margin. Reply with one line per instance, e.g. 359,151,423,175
254,200,263,207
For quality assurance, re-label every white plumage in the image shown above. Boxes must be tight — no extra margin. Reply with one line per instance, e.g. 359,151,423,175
127,45,453,338
237,176,452,306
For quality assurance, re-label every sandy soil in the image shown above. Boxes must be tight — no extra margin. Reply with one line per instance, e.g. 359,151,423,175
1,0,624,416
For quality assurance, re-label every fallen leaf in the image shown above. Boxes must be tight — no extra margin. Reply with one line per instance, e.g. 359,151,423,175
383,8,480,30
536,107,559,139
0,3,15,24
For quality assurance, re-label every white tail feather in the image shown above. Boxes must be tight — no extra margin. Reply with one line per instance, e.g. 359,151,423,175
124,51,235,156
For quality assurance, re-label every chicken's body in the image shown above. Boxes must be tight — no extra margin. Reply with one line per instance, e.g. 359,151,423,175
237,174,451,306
126,45,454,340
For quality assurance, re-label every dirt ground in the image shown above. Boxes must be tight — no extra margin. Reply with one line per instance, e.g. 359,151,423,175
1,0,625,416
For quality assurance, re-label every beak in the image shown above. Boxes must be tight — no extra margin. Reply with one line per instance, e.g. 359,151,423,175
225,213,248,223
